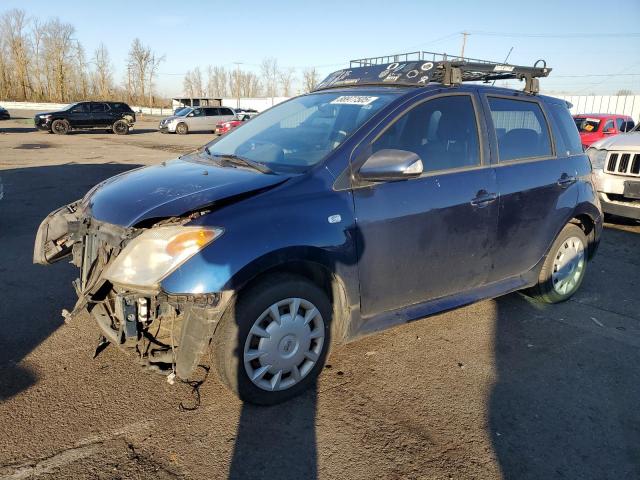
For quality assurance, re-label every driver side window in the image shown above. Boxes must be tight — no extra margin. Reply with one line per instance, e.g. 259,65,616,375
70,103,88,114
372,95,480,172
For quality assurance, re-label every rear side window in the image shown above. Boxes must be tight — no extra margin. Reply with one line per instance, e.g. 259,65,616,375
488,97,552,161
373,95,480,172
204,108,217,116
91,103,109,112
616,118,625,131
547,103,583,155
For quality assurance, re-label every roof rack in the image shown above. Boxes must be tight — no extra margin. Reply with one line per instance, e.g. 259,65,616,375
315,51,551,95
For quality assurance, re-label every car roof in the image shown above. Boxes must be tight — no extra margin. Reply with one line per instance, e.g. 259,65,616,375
573,113,631,119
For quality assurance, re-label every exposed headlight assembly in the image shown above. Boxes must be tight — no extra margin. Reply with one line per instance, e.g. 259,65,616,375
586,148,607,170
104,226,223,288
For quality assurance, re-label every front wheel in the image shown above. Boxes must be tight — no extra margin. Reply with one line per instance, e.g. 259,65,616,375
213,274,331,405
175,122,188,135
526,223,588,303
51,119,70,135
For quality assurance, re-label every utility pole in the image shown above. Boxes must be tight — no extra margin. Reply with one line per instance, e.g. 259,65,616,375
460,31,469,59
233,62,242,109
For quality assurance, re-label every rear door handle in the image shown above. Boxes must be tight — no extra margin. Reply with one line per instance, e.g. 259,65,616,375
471,191,498,207
557,173,577,188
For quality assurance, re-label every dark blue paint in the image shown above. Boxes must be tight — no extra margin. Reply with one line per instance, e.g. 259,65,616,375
83,84,602,340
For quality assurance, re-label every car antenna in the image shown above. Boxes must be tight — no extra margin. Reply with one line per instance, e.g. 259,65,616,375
492,47,514,86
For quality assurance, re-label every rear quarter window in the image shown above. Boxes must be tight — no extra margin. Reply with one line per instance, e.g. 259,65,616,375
488,97,552,162
547,102,583,155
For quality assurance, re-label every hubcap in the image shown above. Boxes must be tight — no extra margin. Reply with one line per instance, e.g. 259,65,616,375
244,298,325,392
552,236,585,295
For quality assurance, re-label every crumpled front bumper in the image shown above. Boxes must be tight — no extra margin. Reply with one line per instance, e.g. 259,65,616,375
33,202,227,380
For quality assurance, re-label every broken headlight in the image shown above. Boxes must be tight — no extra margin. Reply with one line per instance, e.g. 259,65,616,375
104,226,223,288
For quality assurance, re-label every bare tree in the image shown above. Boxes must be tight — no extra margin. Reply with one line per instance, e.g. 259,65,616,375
279,67,295,96
92,43,113,99
302,67,319,93
147,52,165,106
207,65,228,97
261,57,280,102
74,40,89,99
41,18,76,102
0,9,32,100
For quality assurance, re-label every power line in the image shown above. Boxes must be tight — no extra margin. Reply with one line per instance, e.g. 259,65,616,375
469,30,640,38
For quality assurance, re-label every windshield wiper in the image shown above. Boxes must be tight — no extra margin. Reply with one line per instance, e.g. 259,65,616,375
209,152,274,174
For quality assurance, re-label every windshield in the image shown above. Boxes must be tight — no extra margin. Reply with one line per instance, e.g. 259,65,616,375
205,91,402,173
175,107,191,117
574,117,601,133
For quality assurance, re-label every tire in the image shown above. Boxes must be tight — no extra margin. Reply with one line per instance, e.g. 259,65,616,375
176,122,188,135
526,223,588,304
51,119,70,135
213,274,331,405
112,119,129,135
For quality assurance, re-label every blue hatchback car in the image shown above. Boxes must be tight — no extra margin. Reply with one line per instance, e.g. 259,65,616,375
35,54,602,404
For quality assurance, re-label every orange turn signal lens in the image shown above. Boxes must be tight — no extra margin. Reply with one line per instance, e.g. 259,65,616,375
165,229,217,256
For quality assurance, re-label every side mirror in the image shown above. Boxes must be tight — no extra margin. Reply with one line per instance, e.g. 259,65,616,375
187,112,195,117
603,127,615,134
359,149,424,182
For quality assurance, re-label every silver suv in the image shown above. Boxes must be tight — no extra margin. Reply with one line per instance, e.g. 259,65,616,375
159,106,236,134
588,122,640,219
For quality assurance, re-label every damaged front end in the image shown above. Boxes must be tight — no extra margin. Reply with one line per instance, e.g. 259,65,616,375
33,202,226,381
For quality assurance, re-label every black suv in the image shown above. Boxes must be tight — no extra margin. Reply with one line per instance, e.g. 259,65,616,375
34,101,136,135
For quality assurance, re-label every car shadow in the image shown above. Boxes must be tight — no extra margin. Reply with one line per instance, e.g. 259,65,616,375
0,162,141,400
489,293,640,479
195,175,363,480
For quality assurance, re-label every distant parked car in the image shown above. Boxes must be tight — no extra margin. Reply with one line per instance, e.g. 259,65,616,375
235,108,259,120
215,117,249,135
34,101,136,135
159,106,236,134
587,121,640,220
0,106,10,120
573,113,635,149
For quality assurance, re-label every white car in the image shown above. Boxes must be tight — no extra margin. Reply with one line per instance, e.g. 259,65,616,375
159,106,236,134
587,122,640,220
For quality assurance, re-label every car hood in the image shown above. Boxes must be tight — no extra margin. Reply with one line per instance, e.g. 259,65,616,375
83,154,289,227
590,132,640,152
162,115,183,123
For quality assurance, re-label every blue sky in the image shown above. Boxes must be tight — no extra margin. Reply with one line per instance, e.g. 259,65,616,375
3,0,639,96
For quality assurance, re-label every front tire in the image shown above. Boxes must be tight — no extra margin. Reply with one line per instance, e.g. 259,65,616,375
213,274,331,405
51,119,70,135
176,122,188,135
527,223,588,303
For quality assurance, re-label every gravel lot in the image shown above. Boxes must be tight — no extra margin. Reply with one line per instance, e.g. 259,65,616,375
1,110,639,480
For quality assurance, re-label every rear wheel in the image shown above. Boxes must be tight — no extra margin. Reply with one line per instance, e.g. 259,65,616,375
51,119,70,135
213,274,331,405
526,223,588,303
112,119,129,135
176,122,188,135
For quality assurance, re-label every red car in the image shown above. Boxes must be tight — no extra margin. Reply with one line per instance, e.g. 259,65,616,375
573,113,635,149
215,119,245,135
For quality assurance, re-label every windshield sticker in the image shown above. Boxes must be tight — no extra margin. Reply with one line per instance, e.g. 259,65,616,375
330,96,379,106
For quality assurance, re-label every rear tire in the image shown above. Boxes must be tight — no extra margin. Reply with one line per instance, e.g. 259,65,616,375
112,119,129,135
526,223,588,304
213,274,331,405
51,119,70,135
176,122,188,135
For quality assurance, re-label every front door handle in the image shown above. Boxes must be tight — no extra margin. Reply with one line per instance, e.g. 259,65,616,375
557,173,577,188
471,190,498,207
